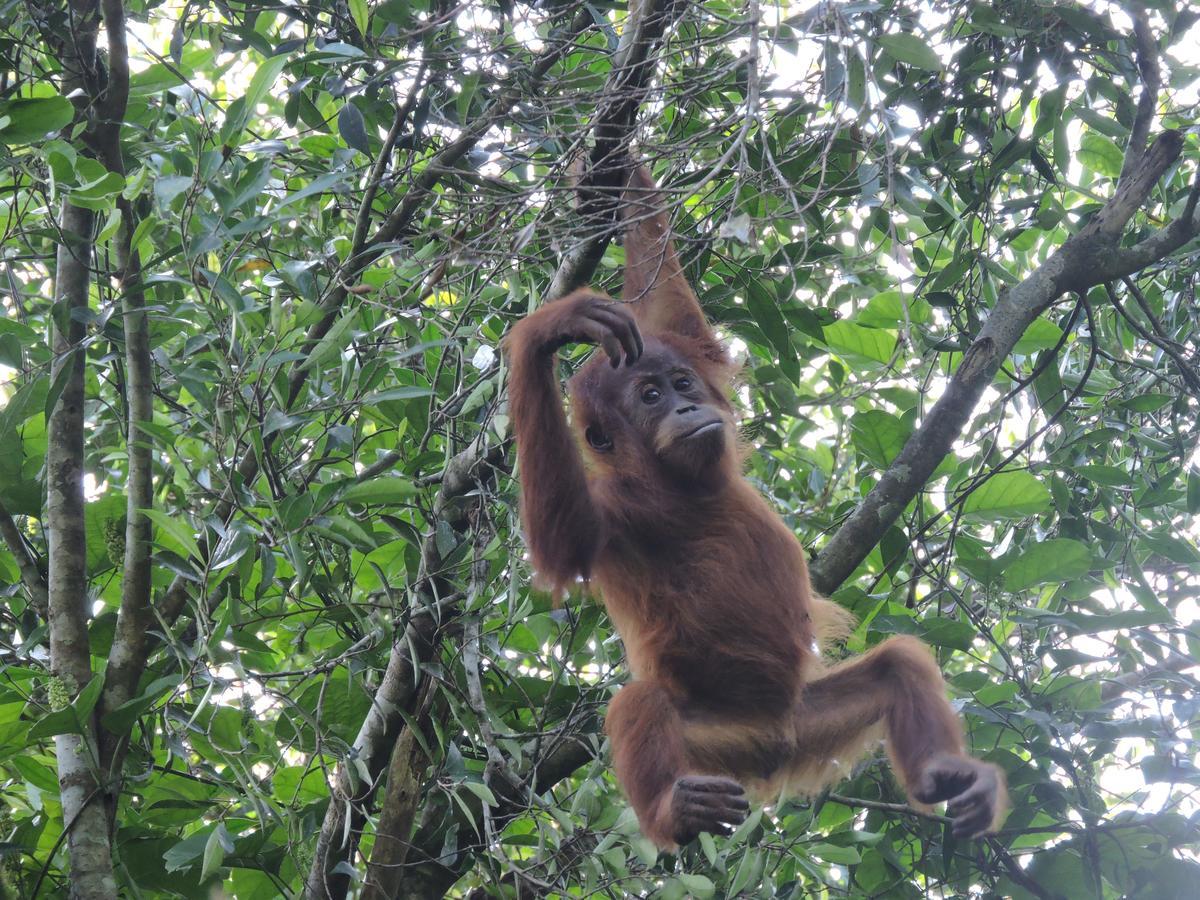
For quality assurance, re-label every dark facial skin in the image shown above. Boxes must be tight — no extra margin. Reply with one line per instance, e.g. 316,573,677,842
555,295,726,481
594,346,728,479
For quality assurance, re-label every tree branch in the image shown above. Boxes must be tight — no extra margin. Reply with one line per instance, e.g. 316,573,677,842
810,128,1189,595
0,499,48,615
304,438,505,900
93,0,158,813
1117,8,1159,186
307,4,685,889
545,0,689,301
287,4,596,411
394,722,599,898
1104,281,1200,398
359,700,432,900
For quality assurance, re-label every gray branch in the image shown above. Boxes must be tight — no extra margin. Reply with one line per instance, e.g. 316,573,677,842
810,129,1193,595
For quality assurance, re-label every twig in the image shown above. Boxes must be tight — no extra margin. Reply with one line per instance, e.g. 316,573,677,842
1104,282,1200,398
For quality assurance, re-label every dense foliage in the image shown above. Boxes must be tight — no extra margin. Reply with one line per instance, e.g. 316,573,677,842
0,0,1198,897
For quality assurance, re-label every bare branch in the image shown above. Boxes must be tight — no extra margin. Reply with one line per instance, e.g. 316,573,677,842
1117,8,1160,185
546,0,691,301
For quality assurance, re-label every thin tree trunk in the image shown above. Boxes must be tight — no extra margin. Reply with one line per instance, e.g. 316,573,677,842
47,200,116,899
93,0,155,824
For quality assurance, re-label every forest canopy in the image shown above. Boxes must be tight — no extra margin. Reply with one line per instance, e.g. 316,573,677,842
0,0,1198,897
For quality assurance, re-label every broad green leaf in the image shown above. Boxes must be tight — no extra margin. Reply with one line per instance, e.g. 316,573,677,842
348,0,369,38
858,291,932,328
225,53,289,143
463,781,497,806
1119,393,1172,412
69,172,125,210
810,842,863,864
850,410,911,468
200,823,232,882
141,508,202,561
744,282,798,377
209,707,243,751
1074,465,1131,486
0,96,73,144
960,471,1051,520
1003,539,1092,591
1013,318,1063,354
1078,131,1124,178
822,321,897,365
676,874,715,898
338,101,370,155
298,310,359,372
877,33,943,71
342,477,418,504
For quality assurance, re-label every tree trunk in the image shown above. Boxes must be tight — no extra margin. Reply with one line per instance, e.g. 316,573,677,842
46,200,116,898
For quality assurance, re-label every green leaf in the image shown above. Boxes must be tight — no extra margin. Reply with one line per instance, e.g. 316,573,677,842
920,617,976,651
810,842,862,865
298,310,359,372
744,282,797,378
676,874,715,898
141,508,202,561
1119,393,1172,412
101,675,184,732
28,676,103,740
850,410,911,468
348,0,369,38
224,53,289,143
209,707,243,751
858,291,932,328
69,171,126,210
822,321,897,365
1012,317,1063,355
1003,539,1092,591
342,477,418,505
1074,465,1131,486
0,376,48,434
877,32,943,71
338,101,370,155
200,823,232,882
1078,131,1123,178
462,781,497,806
275,172,346,214
960,471,1051,520
362,386,434,404
28,706,82,740
0,96,73,145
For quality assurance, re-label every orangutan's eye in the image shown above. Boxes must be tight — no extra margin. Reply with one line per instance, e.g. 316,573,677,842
586,426,613,451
